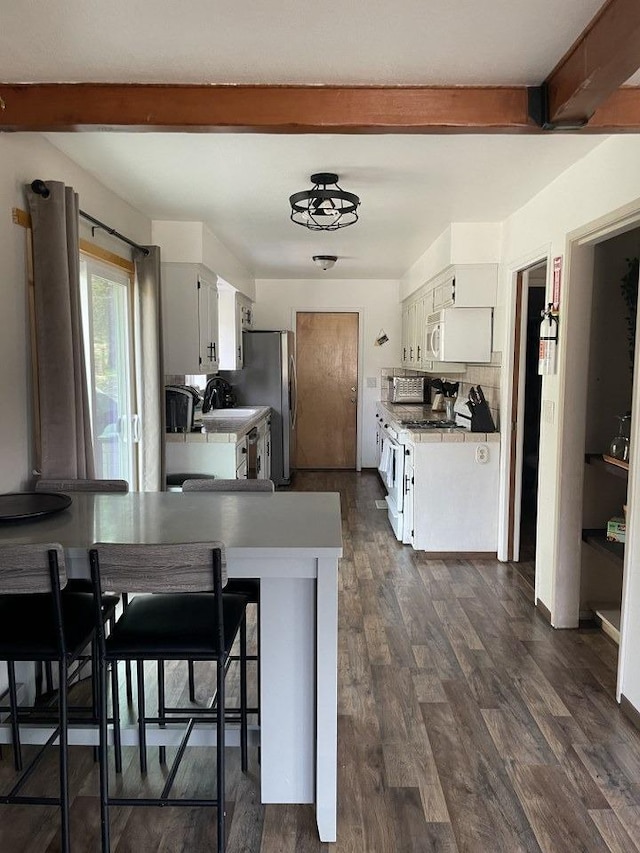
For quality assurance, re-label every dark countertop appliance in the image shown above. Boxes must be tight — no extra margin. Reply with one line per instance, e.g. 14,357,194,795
165,385,201,433
202,377,236,412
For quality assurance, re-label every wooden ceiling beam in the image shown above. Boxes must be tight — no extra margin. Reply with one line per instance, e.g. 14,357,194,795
545,0,640,127
2,81,640,134
0,83,539,133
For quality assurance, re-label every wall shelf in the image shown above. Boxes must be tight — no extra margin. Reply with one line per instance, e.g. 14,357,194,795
584,453,629,481
594,607,621,644
582,528,625,566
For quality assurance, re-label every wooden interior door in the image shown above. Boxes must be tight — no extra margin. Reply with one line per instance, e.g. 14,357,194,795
296,312,358,468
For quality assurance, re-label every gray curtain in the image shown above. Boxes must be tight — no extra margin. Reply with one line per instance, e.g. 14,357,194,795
26,181,95,478
134,246,165,491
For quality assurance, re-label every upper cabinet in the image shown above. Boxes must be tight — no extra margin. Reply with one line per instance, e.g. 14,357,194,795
218,288,254,370
432,264,498,310
401,263,496,372
161,263,219,374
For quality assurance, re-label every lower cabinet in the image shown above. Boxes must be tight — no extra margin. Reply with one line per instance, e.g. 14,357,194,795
166,434,248,479
165,414,271,481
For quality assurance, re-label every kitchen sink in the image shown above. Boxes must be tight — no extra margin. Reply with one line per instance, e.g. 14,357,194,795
203,408,259,419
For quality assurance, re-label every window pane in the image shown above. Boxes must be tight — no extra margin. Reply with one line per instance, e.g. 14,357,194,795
80,258,136,487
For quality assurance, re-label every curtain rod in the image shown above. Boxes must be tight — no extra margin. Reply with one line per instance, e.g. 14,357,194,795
30,179,150,257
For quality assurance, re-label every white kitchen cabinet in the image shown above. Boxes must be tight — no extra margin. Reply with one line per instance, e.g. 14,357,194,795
401,295,427,369
161,263,219,374
432,264,498,309
218,288,254,370
411,439,499,552
401,304,410,367
166,433,247,479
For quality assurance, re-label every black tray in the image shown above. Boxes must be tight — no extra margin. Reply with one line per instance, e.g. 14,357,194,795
0,492,72,521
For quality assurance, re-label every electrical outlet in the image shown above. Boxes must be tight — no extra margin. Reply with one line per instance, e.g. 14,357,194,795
475,445,489,464
366,377,377,388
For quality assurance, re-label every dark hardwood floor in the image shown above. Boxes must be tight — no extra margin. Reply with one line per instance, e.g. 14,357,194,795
1,470,639,852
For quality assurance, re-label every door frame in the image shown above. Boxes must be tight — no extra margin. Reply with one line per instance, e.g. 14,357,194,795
292,307,364,471
507,262,547,564
498,244,551,567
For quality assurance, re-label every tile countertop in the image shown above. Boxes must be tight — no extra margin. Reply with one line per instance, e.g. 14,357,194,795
377,401,500,444
166,406,271,444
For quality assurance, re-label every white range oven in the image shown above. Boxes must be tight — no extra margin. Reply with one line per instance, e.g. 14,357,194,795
377,416,406,540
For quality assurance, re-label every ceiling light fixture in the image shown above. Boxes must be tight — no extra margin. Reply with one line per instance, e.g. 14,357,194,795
290,172,360,231
312,255,337,271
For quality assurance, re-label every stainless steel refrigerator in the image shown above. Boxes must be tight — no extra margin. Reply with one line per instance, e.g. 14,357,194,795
220,330,296,486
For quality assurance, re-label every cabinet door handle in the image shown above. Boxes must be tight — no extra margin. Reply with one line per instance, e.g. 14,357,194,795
409,347,414,361
417,345,421,360
238,345,242,360
403,347,406,360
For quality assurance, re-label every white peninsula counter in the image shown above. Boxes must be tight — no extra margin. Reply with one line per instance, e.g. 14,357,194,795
0,490,342,843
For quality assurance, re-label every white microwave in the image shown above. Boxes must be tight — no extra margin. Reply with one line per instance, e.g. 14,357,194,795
426,308,492,363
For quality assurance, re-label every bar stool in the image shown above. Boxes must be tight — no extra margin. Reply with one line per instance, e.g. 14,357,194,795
0,543,97,853
181,478,273,710
89,541,249,853
35,478,130,699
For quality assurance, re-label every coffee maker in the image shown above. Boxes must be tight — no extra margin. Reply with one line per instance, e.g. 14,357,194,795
202,377,236,412
165,385,202,432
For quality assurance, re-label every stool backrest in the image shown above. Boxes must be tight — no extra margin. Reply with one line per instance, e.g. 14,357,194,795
35,479,129,493
182,478,275,492
0,543,65,593
89,542,227,592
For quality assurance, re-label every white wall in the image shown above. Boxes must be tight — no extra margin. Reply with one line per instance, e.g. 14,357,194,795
0,133,152,494
400,222,502,301
253,278,401,467
152,220,255,300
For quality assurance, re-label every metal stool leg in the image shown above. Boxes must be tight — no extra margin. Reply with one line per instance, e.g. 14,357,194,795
157,660,166,765
217,653,225,853
7,661,22,772
136,661,147,774
98,648,111,853
188,659,196,702
110,659,122,774
58,657,70,853
122,594,133,704
240,618,248,773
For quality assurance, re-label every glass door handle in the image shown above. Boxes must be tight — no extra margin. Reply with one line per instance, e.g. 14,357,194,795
132,414,141,443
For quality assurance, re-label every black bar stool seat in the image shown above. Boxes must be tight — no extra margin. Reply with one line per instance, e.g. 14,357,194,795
105,592,248,658
0,591,97,658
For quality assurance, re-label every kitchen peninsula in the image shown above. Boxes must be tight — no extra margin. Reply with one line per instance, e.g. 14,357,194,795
167,406,272,481
0,490,342,843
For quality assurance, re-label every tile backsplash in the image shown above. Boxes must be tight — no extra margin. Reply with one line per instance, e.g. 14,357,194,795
380,352,502,429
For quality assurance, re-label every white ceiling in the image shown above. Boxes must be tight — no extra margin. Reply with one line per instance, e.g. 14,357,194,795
3,1,631,280
0,0,606,85
44,132,606,279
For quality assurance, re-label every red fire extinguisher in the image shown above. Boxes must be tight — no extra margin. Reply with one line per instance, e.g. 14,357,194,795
538,304,559,375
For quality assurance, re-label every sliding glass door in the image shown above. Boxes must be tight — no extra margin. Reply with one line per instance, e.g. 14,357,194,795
80,256,138,488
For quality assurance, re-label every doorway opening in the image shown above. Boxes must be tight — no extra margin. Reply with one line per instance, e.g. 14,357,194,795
579,228,639,648
507,261,546,590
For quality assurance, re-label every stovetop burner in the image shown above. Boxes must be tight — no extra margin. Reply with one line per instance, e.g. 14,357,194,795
399,419,459,430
